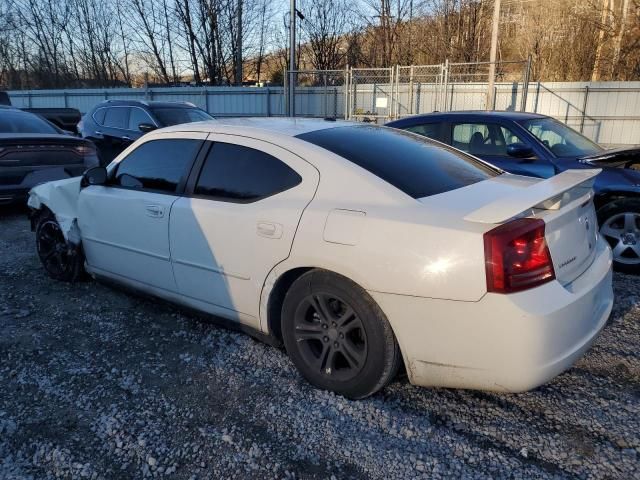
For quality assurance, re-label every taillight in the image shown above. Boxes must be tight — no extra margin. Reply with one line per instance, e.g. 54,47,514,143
74,145,95,156
484,218,555,294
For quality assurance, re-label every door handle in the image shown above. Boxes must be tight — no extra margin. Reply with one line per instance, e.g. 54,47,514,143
122,136,131,141
257,222,283,239
145,205,164,218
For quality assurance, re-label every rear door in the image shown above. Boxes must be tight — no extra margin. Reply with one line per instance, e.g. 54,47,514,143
78,133,206,291
450,121,555,178
100,107,131,163
169,135,319,321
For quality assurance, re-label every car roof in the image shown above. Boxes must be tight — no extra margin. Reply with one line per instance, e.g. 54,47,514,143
95,100,199,109
158,117,352,137
387,110,548,125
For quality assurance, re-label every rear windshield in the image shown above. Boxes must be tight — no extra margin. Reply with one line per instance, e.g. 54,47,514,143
297,125,499,198
151,107,213,126
0,110,58,134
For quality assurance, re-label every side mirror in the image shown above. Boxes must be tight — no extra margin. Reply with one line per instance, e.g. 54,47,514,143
138,123,157,133
81,166,108,188
507,143,534,158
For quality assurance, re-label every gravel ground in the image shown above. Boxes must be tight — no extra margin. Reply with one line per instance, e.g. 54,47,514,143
0,205,639,480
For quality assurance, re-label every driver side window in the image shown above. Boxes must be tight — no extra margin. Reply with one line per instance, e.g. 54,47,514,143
113,139,202,193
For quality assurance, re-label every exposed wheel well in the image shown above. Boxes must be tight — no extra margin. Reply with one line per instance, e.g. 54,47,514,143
267,267,313,343
595,191,640,211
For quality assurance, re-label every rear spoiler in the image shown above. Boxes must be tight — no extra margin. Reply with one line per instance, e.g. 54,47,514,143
464,169,601,224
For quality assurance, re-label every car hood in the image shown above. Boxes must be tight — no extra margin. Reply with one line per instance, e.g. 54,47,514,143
579,146,640,169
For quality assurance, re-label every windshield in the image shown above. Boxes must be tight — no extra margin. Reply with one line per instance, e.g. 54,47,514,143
297,125,499,199
151,107,213,126
520,117,603,157
0,110,58,134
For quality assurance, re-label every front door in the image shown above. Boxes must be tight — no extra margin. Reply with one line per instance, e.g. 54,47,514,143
78,134,206,292
169,135,319,321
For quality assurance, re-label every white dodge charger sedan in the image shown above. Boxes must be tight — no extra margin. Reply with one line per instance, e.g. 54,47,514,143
28,118,614,399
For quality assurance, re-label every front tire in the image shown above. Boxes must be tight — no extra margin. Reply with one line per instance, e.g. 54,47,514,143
598,199,640,274
35,211,85,282
281,270,401,399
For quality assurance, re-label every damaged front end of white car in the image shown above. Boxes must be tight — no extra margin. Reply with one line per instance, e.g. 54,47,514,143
28,177,85,282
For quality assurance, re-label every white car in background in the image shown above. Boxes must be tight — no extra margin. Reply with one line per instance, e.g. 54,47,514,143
28,118,613,399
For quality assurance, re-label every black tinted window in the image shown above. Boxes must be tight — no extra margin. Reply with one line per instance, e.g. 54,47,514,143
92,108,106,125
151,107,213,126
128,108,153,130
0,110,58,134
195,143,302,201
114,139,202,193
298,126,498,198
104,107,128,129
405,123,443,141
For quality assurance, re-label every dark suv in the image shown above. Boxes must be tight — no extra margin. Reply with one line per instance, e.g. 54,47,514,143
78,100,214,164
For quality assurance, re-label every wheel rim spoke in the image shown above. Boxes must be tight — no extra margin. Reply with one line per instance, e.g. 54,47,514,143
293,291,368,381
310,294,335,323
624,213,637,232
600,224,622,239
341,339,365,369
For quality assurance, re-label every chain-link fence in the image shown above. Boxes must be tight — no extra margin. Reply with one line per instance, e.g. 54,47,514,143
348,68,394,123
394,64,446,117
445,59,531,111
285,70,348,119
285,59,531,122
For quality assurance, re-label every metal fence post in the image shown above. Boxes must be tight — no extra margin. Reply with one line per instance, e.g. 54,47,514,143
408,65,415,115
266,88,271,117
343,64,349,120
580,86,590,133
283,68,288,116
63,91,68,108
443,59,449,112
520,55,532,111
27,91,32,108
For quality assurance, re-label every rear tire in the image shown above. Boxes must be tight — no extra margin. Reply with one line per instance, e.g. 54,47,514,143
597,199,640,274
35,210,85,282
281,270,401,399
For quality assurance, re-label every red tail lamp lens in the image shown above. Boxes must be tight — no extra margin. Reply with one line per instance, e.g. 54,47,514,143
484,218,555,294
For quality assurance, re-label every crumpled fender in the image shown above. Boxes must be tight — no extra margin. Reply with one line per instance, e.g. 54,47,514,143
27,177,83,245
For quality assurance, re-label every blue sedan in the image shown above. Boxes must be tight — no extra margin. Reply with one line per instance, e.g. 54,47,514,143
386,111,640,273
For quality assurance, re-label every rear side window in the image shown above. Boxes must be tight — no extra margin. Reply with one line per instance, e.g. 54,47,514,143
405,123,443,141
114,139,202,193
92,108,106,125
194,142,302,202
103,107,129,129
297,126,498,199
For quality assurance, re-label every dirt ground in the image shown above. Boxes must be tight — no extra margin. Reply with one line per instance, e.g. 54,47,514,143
1,205,639,479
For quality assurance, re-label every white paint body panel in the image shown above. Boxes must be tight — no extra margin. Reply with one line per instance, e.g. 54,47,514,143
169,134,319,321
28,118,615,392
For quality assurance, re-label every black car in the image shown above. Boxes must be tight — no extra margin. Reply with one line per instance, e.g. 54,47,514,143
387,111,640,273
78,100,214,164
1,90,82,133
0,106,99,205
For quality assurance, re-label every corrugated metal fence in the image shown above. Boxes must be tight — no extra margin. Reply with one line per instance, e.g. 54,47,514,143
8,81,640,146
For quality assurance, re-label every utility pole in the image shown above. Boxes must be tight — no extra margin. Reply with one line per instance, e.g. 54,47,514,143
486,0,500,110
236,0,243,85
289,0,296,116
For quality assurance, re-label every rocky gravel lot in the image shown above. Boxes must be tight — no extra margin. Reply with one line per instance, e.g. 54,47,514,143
0,205,639,480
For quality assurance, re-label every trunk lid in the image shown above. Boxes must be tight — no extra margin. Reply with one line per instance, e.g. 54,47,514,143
420,169,601,286
0,134,91,167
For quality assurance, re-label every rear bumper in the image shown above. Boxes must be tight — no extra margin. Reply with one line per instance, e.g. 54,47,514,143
370,237,614,392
